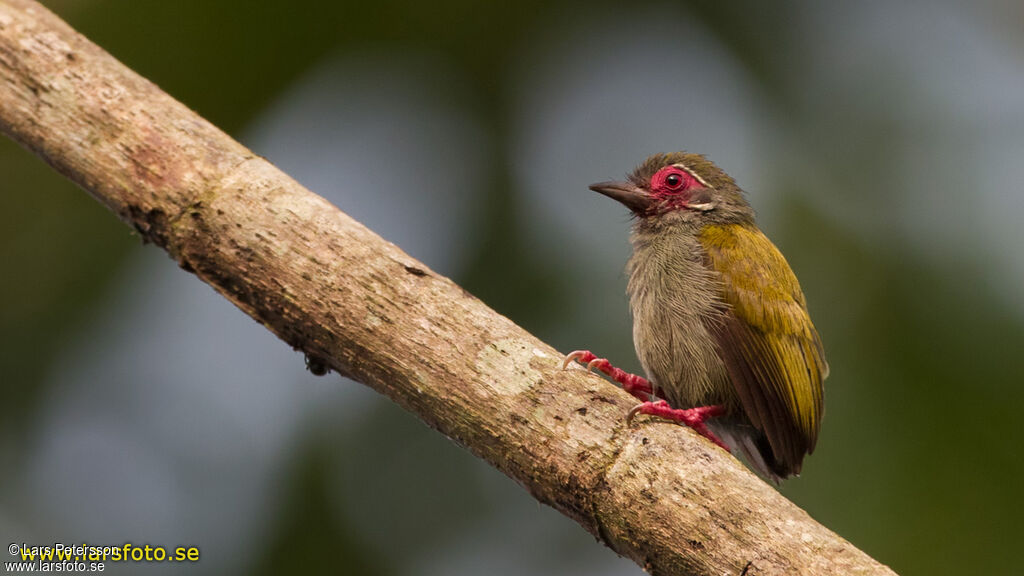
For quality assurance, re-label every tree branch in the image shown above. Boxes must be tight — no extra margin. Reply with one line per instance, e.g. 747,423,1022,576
0,1,895,574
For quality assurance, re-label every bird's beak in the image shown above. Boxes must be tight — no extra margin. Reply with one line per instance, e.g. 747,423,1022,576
589,181,653,214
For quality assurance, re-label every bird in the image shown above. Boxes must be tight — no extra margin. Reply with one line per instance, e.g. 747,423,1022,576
564,152,827,482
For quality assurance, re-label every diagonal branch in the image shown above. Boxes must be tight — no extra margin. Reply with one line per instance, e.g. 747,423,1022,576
0,1,895,574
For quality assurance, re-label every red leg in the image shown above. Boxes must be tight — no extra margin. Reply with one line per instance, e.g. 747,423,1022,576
563,350,653,401
627,400,730,451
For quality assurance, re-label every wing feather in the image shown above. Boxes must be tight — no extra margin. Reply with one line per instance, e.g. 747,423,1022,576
700,223,827,474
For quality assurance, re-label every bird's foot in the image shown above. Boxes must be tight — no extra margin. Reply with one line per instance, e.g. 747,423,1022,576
627,400,730,451
563,350,653,401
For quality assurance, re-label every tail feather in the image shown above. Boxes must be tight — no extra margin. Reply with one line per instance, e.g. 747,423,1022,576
710,421,796,484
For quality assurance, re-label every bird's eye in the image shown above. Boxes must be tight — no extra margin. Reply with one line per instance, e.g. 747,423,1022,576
651,166,691,194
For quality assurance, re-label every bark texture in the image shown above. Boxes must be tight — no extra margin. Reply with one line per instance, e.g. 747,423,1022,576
0,1,897,574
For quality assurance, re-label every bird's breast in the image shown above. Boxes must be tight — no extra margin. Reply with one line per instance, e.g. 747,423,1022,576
626,226,734,408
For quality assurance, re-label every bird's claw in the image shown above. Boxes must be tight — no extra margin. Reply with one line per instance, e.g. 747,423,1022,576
562,350,598,371
626,400,730,451
563,349,654,401
626,399,668,425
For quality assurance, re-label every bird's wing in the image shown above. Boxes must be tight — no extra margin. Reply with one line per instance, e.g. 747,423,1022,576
699,223,827,474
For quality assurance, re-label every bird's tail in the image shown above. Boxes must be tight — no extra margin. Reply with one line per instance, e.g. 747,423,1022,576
710,422,791,484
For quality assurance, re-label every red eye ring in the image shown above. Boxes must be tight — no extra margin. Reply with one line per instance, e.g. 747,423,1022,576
651,166,692,195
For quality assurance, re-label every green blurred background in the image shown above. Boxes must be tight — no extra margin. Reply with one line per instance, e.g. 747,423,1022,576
3,0,1023,574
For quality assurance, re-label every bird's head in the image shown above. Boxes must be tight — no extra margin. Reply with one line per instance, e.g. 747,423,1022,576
590,152,753,223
